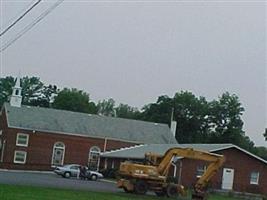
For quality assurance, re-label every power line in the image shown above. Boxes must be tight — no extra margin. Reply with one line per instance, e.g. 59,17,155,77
0,0,42,37
1,0,35,31
0,0,64,53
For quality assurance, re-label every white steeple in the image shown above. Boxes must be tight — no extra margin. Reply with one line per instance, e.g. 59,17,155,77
10,76,22,107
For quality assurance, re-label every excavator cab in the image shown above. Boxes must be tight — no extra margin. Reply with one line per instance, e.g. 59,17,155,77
144,152,162,166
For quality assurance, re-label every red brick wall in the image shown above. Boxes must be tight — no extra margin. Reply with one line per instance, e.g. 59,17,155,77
180,148,267,195
216,148,267,195
0,106,138,171
0,108,9,164
179,159,213,188
0,114,137,171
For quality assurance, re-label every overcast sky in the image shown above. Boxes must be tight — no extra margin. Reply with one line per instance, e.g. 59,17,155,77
0,0,266,146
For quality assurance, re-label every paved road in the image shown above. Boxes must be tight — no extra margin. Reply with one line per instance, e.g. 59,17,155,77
0,170,120,193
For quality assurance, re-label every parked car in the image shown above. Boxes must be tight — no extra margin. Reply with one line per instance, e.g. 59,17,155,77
54,164,103,181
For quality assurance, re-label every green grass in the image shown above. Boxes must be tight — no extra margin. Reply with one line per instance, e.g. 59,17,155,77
0,184,241,200
208,195,241,200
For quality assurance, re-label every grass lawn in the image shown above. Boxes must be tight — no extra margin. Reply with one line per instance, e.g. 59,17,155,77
0,184,241,200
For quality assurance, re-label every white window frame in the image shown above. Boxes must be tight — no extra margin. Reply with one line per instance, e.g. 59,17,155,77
250,171,259,185
51,142,65,166
196,165,207,178
14,150,27,164
88,146,101,171
16,133,29,147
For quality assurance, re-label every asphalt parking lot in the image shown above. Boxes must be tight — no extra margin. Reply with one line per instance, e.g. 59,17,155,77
0,170,119,193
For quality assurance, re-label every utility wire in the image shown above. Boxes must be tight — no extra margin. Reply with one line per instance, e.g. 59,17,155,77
0,0,42,37
0,0,64,53
1,0,35,32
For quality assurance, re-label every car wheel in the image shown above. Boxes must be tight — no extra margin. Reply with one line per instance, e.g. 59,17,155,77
64,172,71,178
90,174,97,181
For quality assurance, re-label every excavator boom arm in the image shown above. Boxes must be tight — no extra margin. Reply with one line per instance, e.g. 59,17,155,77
157,147,225,189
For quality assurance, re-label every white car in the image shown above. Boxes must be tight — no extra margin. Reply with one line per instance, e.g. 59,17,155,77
54,164,103,181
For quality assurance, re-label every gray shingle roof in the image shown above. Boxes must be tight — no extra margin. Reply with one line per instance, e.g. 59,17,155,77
4,103,177,144
101,143,267,165
101,143,234,159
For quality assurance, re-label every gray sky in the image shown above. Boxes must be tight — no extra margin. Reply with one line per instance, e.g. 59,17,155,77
1,0,266,146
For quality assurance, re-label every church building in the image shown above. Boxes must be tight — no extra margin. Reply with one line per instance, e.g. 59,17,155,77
0,78,177,170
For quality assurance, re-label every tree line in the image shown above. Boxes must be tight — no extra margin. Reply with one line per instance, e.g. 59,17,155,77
0,76,266,160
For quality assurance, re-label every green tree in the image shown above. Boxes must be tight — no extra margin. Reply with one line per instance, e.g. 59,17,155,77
0,76,15,107
238,136,255,153
139,91,248,145
208,92,245,145
0,76,57,107
21,76,44,105
115,103,140,119
52,88,95,113
254,146,267,161
140,92,210,143
28,84,58,107
88,102,98,114
140,95,173,124
139,91,264,158
173,92,210,143
97,98,116,117
21,77,58,107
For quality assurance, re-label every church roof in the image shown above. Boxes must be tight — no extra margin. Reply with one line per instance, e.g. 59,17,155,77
3,103,177,144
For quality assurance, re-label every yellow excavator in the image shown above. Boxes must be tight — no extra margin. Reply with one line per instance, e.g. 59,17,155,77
117,147,225,200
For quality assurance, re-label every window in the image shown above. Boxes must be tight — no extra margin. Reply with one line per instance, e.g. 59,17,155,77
14,151,27,164
250,172,259,185
0,130,2,135
70,165,80,170
16,133,29,147
51,142,65,166
88,146,100,171
196,165,206,178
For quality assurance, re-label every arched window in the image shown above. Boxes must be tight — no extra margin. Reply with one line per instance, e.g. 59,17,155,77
52,142,65,166
54,142,65,148
88,146,100,171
